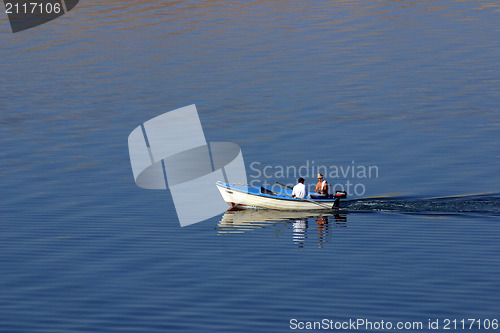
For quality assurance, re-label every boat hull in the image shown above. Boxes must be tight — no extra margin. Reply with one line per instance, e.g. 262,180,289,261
216,182,338,211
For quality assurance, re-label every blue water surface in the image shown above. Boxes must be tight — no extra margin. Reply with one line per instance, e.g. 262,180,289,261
1,1,499,332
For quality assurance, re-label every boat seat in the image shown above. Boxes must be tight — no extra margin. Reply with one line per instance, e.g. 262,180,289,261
260,186,276,196
310,193,331,199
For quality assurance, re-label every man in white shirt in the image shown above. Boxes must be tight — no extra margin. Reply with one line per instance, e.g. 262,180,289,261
291,178,307,199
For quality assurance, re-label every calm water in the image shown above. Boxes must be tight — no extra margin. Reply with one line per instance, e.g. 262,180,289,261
1,1,499,332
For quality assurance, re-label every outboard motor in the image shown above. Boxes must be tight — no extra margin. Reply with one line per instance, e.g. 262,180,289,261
334,191,347,198
333,191,347,208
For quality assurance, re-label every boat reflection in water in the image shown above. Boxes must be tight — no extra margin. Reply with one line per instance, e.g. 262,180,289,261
217,209,347,249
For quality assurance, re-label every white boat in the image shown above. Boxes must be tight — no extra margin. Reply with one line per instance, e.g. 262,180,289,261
215,181,346,211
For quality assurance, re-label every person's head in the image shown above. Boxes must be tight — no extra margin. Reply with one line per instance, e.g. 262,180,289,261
298,177,304,184
317,173,324,180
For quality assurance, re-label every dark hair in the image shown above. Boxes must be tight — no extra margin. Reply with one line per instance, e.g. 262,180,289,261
298,177,305,183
